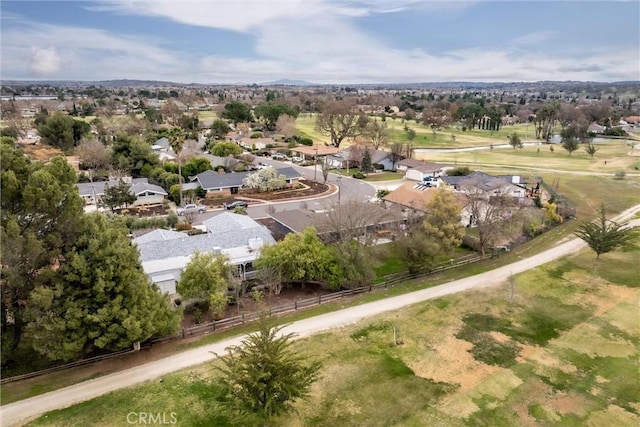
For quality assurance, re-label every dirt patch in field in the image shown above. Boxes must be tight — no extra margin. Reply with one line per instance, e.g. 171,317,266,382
523,347,577,374
409,335,501,393
488,331,511,343
547,392,590,416
564,274,637,316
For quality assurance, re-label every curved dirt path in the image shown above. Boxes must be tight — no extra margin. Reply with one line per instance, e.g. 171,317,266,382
2,205,639,427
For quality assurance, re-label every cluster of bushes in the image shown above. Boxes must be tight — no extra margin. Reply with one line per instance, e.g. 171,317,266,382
124,212,178,231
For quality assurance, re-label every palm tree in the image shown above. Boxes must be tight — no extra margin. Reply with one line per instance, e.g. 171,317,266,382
167,127,186,206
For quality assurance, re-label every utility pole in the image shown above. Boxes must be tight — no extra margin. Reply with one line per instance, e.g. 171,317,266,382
314,146,318,181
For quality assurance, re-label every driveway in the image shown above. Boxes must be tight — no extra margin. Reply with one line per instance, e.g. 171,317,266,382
3,204,638,426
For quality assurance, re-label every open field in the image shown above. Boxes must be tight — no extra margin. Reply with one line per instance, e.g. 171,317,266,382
197,110,218,123
295,114,533,148
26,230,640,426
417,140,640,174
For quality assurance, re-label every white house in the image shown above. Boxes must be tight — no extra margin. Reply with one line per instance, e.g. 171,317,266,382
397,159,445,182
134,213,276,295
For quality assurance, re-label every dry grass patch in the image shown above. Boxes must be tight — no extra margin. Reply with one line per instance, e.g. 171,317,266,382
409,335,500,393
547,392,591,416
524,347,578,374
587,404,640,427
552,323,636,358
601,302,640,335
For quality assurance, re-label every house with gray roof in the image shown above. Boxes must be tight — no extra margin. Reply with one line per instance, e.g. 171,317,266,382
193,166,302,196
440,172,526,198
76,178,168,208
134,212,276,295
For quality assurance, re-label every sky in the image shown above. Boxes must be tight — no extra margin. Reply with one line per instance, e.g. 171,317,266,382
1,0,639,84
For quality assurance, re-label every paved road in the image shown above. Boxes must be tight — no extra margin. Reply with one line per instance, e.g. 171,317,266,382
191,162,377,223
3,205,638,426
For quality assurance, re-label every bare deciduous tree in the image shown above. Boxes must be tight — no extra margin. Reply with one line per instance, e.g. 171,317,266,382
275,114,297,138
364,119,389,149
319,201,398,246
315,100,367,148
256,265,284,296
76,139,112,181
389,143,404,170
460,176,523,255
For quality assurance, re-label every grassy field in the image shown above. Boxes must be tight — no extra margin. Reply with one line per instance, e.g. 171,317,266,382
295,115,532,148
27,229,640,426
417,140,640,174
197,110,218,123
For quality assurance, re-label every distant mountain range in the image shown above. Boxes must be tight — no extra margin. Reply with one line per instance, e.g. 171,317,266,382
1,79,638,90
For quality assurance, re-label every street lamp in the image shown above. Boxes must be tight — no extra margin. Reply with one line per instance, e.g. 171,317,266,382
337,175,342,205
314,146,319,182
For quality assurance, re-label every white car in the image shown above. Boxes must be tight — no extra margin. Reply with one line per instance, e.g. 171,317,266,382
291,156,304,163
176,203,207,215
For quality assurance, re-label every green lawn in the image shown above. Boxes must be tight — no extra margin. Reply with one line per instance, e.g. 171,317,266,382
362,171,403,181
419,140,639,174
27,235,640,426
197,110,218,123
295,115,531,149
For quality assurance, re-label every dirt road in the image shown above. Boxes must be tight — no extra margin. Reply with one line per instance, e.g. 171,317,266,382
2,206,638,427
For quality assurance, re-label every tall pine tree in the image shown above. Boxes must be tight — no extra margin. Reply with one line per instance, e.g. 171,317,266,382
26,214,181,361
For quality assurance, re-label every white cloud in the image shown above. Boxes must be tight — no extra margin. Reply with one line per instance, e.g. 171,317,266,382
91,0,324,33
2,2,637,83
27,47,62,76
512,31,556,46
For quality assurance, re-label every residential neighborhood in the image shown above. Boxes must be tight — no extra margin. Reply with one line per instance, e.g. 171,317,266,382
1,1,639,426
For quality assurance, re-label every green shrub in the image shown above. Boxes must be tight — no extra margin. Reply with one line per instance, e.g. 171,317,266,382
352,171,366,179
299,137,313,146
166,212,178,228
376,189,390,198
446,166,473,176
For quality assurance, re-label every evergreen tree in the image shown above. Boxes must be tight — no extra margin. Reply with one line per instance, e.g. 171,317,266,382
561,136,579,155
216,323,321,421
25,214,181,361
574,204,632,259
1,145,84,356
508,132,523,149
585,142,599,158
361,149,373,174
100,180,136,212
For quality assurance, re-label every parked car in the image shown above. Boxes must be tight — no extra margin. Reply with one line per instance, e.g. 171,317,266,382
224,201,249,210
291,156,304,163
271,153,289,161
177,203,207,215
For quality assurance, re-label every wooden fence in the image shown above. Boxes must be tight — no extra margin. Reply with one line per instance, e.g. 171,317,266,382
172,254,491,340
1,254,491,384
